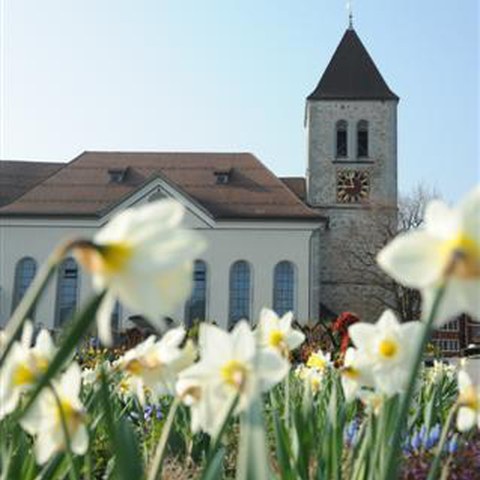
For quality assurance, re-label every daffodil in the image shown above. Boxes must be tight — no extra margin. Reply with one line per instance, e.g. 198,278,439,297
306,348,332,371
341,347,374,402
456,370,479,432
177,322,289,434
0,322,55,419
116,327,196,405
295,365,325,394
348,310,423,396
256,308,305,357
73,200,206,345
377,187,480,325
20,363,88,465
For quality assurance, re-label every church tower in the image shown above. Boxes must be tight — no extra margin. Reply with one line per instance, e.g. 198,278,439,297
306,25,399,321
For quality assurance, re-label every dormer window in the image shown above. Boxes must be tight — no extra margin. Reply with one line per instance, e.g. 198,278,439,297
214,169,232,185
108,167,128,183
357,120,369,158
335,120,348,158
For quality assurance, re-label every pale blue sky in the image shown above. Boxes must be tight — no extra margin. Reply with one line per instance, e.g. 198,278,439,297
0,1,478,201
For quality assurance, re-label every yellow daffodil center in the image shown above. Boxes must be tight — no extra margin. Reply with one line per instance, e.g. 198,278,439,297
268,330,285,348
13,364,35,386
459,386,479,411
74,242,132,276
342,366,360,379
307,353,327,370
12,355,49,387
378,339,398,359
125,354,161,375
442,233,480,279
57,400,83,433
221,360,247,389
310,377,321,393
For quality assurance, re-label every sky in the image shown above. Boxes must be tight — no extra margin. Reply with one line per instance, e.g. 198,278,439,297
0,0,478,202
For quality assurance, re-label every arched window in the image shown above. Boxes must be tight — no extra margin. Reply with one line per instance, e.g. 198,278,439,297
229,261,252,326
357,120,369,158
55,258,79,327
336,120,348,158
12,257,37,315
185,260,208,327
273,261,295,316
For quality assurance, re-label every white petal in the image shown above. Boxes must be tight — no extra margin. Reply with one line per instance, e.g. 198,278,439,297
279,311,294,331
21,321,33,348
61,363,82,398
96,292,116,346
348,323,376,350
161,327,186,349
458,370,472,391
71,425,89,455
456,406,476,432
231,322,255,362
422,281,467,327
198,323,232,363
286,329,305,351
459,187,480,242
35,330,55,358
377,309,400,330
425,200,461,240
257,350,290,391
378,231,446,288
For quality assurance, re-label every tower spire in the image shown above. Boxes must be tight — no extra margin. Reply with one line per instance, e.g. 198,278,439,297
347,1,354,29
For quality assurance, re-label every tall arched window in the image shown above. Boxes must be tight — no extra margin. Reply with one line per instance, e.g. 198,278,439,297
55,258,79,327
12,257,37,315
336,120,348,158
357,120,369,158
185,260,208,327
229,261,252,326
273,261,295,316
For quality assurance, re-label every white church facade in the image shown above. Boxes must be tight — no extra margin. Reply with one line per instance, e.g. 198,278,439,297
0,26,398,332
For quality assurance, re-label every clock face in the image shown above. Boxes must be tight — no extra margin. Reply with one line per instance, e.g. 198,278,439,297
336,170,370,203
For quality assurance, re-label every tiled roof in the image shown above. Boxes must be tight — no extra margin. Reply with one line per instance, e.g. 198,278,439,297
308,28,398,101
0,152,325,221
0,160,62,207
280,177,306,201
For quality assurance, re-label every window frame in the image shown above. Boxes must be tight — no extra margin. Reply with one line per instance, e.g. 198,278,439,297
229,260,253,327
185,260,208,327
272,261,296,316
12,256,38,316
335,120,348,158
356,120,369,158
55,257,80,328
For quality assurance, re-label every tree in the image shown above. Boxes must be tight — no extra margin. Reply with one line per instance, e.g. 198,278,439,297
341,184,440,321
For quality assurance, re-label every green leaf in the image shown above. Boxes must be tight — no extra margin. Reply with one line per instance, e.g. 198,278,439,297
200,447,225,480
99,369,144,480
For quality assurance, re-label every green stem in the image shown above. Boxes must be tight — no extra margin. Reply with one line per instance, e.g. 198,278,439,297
426,402,457,480
147,397,181,480
383,283,447,479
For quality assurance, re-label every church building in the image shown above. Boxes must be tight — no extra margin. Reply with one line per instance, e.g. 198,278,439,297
0,26,399,332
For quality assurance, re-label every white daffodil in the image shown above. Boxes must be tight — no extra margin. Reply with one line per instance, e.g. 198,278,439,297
73,200,206,345
456,370,479,432
116,327,196,405
256,308,305,357
341,347,374,402
20,363,88,465
177,322,289,435
306,348,332,371
0,322,55,419
295,365,325,394
348,310,423,396
378,187,480,326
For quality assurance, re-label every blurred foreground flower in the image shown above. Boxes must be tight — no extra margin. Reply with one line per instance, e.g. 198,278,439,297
117,327,195,405
20,363,88,464
256,308,305,357
72,200,206,344
341,347,374,402
178,322,289,435
348,310,423,396
456,370,479,432
0,322,55,419
377,187,480,325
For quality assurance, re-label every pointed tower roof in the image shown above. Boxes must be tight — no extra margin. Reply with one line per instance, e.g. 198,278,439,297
308,28,398,101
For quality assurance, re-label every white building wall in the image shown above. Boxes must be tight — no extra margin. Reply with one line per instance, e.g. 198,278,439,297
0,200,317,331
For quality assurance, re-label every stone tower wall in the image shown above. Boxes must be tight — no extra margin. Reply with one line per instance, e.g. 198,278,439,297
307,100,398,322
